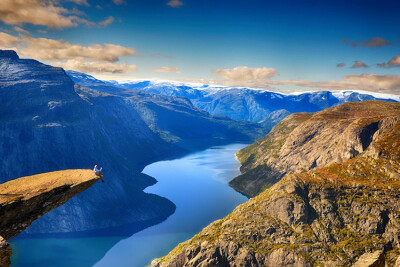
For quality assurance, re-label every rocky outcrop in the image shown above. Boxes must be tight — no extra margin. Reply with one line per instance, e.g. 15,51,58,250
0,169,99,266
0,237,11,267
152,101,400,267
352,250,385,267
231,101,400,196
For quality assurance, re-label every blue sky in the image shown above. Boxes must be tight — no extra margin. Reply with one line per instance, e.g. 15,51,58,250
0,0,399,93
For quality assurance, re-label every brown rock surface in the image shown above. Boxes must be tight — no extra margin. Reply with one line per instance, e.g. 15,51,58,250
0,236,11,267
0,169,99,266
352,250,385,267
231,101,400,197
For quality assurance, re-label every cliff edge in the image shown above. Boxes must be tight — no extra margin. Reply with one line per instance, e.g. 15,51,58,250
0,170,99,265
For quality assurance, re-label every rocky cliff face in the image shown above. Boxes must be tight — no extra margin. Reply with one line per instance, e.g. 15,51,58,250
0,169,99,266
0,237,11,267
152,101,400,267
231,101,400,197
0,50,262,235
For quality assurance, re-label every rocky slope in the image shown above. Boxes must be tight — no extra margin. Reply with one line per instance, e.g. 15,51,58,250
71,72,400,124
231,101,400,197
0,50,262,235
0,236,10,267
151,101,400,266
0,169,99,266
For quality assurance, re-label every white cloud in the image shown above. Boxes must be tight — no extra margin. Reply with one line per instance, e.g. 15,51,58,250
351,60,368,69
112,0,125,5
167,0,183,8
270,74,400,94
388,55,400,67
0,0,115,29
342,36,392,48
67,0,90,6
19,35,135,62
364,37,391,47
212,66,277,81
13,26,30,34
52,59,137,73
154,66,180,73
0,32,19,46
99,16,115,27
180,74,400,95
0,0,80,29
0,32,137,74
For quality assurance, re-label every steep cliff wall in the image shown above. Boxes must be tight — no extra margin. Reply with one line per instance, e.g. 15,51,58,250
231,101,400,197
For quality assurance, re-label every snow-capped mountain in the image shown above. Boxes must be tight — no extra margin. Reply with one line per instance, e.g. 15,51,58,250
67,71,399,130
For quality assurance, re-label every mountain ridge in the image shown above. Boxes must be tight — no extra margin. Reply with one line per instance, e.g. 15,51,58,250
231,100,400,197
67,71,399,133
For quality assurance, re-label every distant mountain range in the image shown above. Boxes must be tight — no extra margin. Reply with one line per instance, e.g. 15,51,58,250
0,50,262,235
68,71,399,131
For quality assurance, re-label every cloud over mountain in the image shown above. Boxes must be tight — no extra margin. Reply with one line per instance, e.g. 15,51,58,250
53,59,138,73
272,74,400,94
18,35,135,62
212,66,277,81
0,32,137,74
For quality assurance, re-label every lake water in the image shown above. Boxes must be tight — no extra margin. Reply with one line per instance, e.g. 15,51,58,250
10,143,248,267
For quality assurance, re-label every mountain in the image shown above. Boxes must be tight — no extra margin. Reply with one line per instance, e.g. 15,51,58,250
231,101,399,197
66,73,399,126
0,50,262,235
151,101,400,267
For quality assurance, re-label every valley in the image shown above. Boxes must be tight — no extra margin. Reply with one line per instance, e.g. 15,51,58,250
153,101,400,266
1,50,400,267
11,144,248,267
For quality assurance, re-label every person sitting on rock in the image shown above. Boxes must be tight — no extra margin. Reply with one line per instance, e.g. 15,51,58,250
93,165,104,183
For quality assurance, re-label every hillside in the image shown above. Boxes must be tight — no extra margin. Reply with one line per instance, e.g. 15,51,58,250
151,101,400,266
0,170,99,266
231,101,400,197
0,50,262,235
